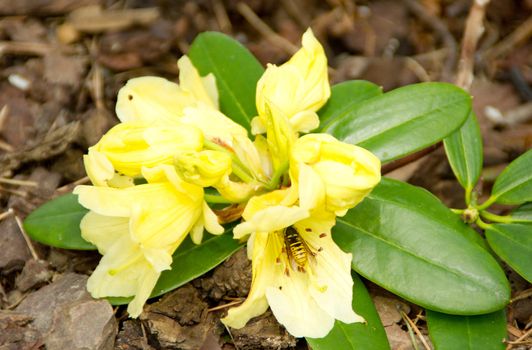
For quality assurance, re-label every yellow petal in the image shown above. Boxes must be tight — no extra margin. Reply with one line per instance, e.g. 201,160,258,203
222,232,281,329
180,104,248,144
178,56,218,109
265,271,335,338
80,211,129,254
116,77,191,123
255,28,329,133
175,150,231,187
292,133,381,213
300,229,364,325
202,201,224,235
90,121,203,179
233,206,308,239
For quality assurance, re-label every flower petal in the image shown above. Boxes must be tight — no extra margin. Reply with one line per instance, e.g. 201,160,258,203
116,77,191,123
265,271,335,338
255,28,329,133
223,232,281,328
178,56,219,109
80,211,129,254
234,206,308,239
301,230,364,325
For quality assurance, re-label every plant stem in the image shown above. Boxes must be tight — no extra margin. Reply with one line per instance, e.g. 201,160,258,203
480,210,514,224
475,217,492,230
475,195,497,210
204,193,236,204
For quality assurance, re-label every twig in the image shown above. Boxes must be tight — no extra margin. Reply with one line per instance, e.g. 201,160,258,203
403,0,457,81
236,2,298,55
511,288,532,303
212,0,232,33
0,178,38,187
506,327,532,349
0,209,13,222
10,208,39,260
0,41,51,56
207,299,243,312
400,310,432,350
0,139,13,152
455,0,490,91
55,176,90,194
483,15,532,61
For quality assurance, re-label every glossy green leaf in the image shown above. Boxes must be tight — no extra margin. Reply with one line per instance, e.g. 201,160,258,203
443,112,483,194
318,80,382,130
108,231,243,305
334,178,510,315
486,224,532,283
189,32,264,131
490,149,532,205
427,309,507,350
306,273,390,350
23,193,94,250
511,203,532,223
324,82,471,163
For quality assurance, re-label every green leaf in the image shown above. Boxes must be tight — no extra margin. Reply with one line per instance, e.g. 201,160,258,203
318,80,383,130
426,309,507,350
511,203,532,223
490,149,532,205
486,223,532,283
108,231,243,305
23,194,94,250
334,178,510,315
188,32,264,131
306,273,390,350
323,82,471,163
443,112,483,196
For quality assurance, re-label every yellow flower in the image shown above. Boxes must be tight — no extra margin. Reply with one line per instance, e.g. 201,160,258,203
253,28,330,135
222,164,364,338
174,150,232,187
74,165,223,317
291,133,381,216
116,56,218,124
85,120,203,187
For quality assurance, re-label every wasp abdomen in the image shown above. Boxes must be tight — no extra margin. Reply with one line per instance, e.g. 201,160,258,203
284,227,308,267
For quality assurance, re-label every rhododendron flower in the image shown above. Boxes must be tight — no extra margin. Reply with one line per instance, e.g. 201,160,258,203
74,165,223,317
222,28,381,338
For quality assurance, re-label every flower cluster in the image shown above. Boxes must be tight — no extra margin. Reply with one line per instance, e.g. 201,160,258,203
76,29,381,338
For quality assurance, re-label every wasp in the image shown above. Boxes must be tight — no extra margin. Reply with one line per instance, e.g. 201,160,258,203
283,227,315,273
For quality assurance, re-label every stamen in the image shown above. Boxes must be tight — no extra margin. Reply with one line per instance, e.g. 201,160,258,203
305,228,312,232
319,233,326,238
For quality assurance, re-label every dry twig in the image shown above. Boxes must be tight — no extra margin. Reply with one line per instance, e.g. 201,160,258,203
403,0,457,81
455,0,491,91
236,2,298,55
483,15,532,61
11,208,39,261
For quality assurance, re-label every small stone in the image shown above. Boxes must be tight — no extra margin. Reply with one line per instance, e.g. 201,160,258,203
15,273,92,334
0,216,31,273
15,259,52,292
45,299,117,350
0,310,42,348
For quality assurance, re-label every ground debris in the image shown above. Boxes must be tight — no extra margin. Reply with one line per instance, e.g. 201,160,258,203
230,311,297,350
141,284,221,350
14,273,117,349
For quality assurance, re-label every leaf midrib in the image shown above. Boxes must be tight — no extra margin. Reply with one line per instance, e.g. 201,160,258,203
336,218,495,296
326,93,467,146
